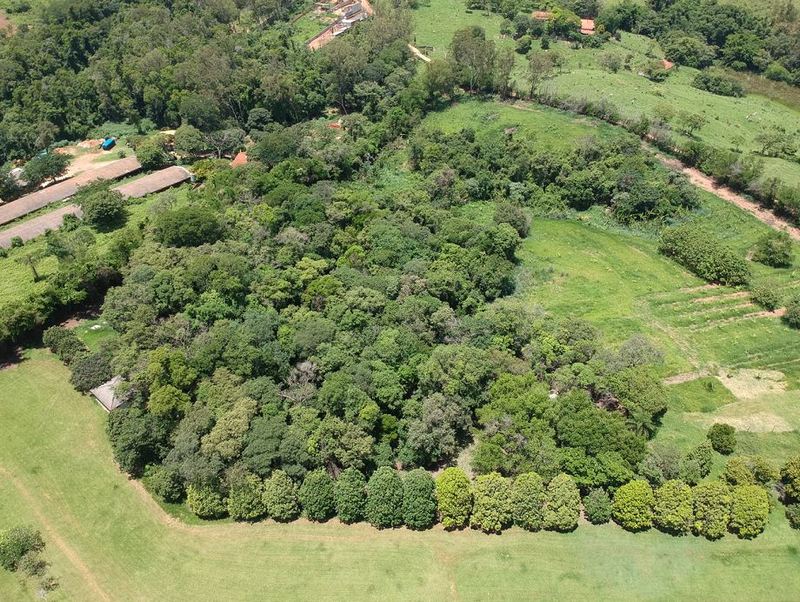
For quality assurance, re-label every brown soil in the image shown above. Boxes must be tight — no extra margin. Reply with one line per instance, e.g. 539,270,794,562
0,11,14,34
657,154,800,241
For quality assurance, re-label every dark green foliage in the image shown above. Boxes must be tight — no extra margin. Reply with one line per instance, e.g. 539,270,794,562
335,468,367,524
729,485,770,539
402,469,437,530
107,407,168,477
436,467,473,530
134,137,171,170
613,480,654,532
753,231,793,268
470,472,512,533
69,350,113,392
785,504,800,529
42,326,87,365
543,473,580,532
659,225,750,286
365,466,404,529
22,152,70,186
143,465,184,503
78,187,127,231
154,206,223,247
653,480,693,535
692,70,745,97
510,472,545,531
299,469,336,522
0,526,44,571
583,489,612,525
692,481,731,540
707,423,737,455
263,470,300,522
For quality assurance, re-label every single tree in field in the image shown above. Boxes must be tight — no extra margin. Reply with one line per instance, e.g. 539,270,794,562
676,111,706,137
23,152,71,187
449,26,496,93
527,51,556,96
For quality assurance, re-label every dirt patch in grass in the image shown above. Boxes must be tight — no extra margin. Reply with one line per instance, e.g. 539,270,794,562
717,368,788,400
703,412,794,433
0,11,14,34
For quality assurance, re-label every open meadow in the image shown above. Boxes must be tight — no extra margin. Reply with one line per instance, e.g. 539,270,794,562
2,350,800,601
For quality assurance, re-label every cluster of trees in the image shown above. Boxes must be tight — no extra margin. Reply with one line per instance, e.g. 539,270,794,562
599,0,800,84
0,0,415,163
147,457,778,540
409,126,698,223
0,526,57,593
659,224,750,286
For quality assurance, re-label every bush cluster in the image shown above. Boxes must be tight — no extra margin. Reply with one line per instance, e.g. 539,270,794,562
659,226,750,286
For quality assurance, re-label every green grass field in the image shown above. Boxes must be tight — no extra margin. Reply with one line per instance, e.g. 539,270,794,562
2,350,800,601
412,0,511,58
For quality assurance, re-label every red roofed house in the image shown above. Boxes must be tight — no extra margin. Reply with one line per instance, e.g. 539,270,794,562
580,19,595,35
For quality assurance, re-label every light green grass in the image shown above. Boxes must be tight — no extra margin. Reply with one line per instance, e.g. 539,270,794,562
3,351,800,601
412,0,511,58
420,98,625,149
72,319,117,352
537,33,800,185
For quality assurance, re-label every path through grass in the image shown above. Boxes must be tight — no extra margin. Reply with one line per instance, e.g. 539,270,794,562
2,351,800,601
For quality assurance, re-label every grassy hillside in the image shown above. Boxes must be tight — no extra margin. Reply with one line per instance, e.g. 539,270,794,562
2,350,800,601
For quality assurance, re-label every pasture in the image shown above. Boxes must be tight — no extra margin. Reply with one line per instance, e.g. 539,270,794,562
2,351,800,601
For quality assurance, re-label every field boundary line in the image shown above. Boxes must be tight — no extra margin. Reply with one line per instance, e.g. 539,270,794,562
0,465,111,601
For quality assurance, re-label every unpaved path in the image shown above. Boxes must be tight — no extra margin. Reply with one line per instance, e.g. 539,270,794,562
0,465,111,601
408,44,431,62
657,154,800,241
663,370,709,385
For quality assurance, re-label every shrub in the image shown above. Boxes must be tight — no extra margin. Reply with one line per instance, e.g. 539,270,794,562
335,468,367,524
78,187,127,231
543,473,580,532
365,466,404,528
785,503,800,529
470,472,512,533
263,470,300,522
299,469,336,522
692,481,731,539
724,456,755,486
653,480,693,535
436,467,473,530
227,474,267,521
784,295,800,329
0,526,44,571
69,351,113,392
186,484,227,519
135,136,171,170
692,69,744,97
510,472,545,531
154,206,223,247
781,455,800,502
753,231,793,268
729,485,770,538
10,236,23,248
707,423,737,455
42,326,87,365
613,480,654,532
686,441,714,478
750,456,780,486
143,465,183,503
402,469,437,530
750,286,781,311
659,225,750,286
583,489,612,524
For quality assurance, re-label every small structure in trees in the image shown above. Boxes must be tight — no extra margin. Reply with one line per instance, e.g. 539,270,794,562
230,151,248,168
580,19,596,35
90,376,126,412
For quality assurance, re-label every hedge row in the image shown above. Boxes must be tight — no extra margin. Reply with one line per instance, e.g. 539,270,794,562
534,90,800,226
162,466,773,539
658,224,751,286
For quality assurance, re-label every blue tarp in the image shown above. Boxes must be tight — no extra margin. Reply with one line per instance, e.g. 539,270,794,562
101,138,116,151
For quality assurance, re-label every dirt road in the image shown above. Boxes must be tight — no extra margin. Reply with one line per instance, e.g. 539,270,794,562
657,154,800,241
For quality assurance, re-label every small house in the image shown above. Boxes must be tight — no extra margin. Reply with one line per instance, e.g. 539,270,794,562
90,376,126,412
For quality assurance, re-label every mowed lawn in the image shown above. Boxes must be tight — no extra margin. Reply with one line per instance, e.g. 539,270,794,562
2,351,800,601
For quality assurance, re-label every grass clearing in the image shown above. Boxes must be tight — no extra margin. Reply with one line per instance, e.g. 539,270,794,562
3,351,800,601
412,0,510,58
